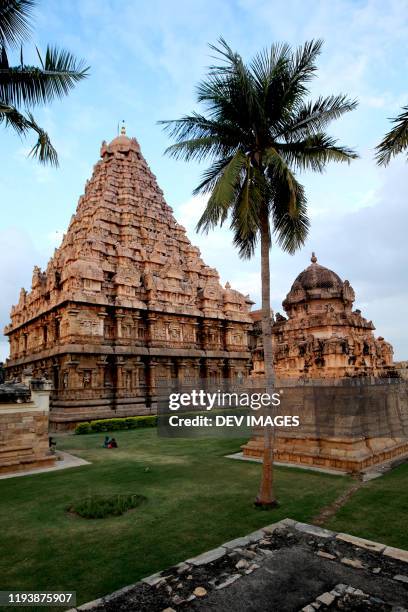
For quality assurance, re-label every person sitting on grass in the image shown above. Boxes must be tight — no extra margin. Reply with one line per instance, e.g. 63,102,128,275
108,438,118,448
103,435,111,448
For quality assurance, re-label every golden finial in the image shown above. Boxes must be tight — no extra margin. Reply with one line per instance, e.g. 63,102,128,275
120,120,126,136
311,252,317,264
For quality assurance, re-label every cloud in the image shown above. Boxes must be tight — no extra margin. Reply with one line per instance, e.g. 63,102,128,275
0,228,44,361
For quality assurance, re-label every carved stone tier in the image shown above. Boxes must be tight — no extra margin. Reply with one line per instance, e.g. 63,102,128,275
250,254,396,380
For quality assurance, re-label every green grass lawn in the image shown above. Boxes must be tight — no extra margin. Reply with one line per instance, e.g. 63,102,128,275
0,429,353,608
325,462,408,549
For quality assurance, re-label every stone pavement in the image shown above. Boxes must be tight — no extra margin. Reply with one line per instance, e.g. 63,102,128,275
67,519,408,612
0,451,89,480
227,451,408,482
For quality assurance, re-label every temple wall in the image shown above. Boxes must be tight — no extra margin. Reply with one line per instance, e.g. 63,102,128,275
242,379,408,472
0,381,56,474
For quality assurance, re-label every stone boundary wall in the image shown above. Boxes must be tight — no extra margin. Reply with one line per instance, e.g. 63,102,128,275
0,381,56,474
242,380,408,472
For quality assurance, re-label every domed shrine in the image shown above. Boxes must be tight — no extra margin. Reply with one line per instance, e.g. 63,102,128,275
244,255,407,473
251,254,395,379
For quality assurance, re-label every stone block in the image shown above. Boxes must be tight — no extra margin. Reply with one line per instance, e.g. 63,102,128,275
332,584,347,596
187,546,226,566
394,574,408,584
246,529,266,543
216,574,241,590
317,592,336,606
295,522,335,539
263,518,297,534
340,557,364,569
336,533,385,552
175,562,191,574
316,551,336,560
235,559,249,570
384,546,408,563
222,536,252,550
141,571,163,586
77,598,104,610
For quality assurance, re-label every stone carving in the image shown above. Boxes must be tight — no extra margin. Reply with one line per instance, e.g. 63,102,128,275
250,254,397,379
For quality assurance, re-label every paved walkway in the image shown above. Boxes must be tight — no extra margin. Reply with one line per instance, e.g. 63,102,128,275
0,451,90,480
226,451,408,481
226,452,347,476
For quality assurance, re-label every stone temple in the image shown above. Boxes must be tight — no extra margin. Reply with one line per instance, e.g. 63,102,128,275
250,253,395,380
244,255,407,472
4,128,252,429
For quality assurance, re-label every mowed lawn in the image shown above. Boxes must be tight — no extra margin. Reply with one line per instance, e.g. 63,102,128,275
0,429,374,607
325,462,408,550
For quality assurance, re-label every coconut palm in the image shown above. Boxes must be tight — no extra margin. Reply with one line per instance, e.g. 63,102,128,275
376,106,408,166
161,38,357,507
0,0,89,166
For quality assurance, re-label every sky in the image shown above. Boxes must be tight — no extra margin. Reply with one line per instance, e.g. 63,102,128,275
1,0,408,360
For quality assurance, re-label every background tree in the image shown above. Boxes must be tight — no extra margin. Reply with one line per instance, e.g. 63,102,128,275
161,38,357,507
376,106,408,166
0,0,89,166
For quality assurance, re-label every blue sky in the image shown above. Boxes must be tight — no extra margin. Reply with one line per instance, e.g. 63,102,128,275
1,0,408,360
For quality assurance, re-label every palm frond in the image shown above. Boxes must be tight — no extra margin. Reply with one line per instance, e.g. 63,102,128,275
231,166,265,258
25,111,58,166
271,177,309,254
161,112,243,145
0,45,89,107
205,37,257,132
0,103,58,165
1,44,9,68
250,42,291,91
196,149,247,232
207,37,243,74
193,156,234,195
278,39,323,115
375,106,408,166
277,133,358,172
290,39,323,85
0,99,29,132
263,147,298,214
277,94,358,140
0,0,34,48
162,136,231,163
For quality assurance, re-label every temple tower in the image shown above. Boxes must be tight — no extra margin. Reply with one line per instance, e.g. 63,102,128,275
4,129,252,429
250,254,395,379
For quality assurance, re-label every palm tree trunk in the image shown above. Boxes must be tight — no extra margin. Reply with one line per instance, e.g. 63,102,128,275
255,209,277,507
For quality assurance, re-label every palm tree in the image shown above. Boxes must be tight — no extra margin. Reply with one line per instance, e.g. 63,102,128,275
0,0,89,166
161,38,357,507
376,106,408,166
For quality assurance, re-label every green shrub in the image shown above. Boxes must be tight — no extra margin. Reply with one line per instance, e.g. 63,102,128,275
68,493,147,519
75,422,91,435
74,415,157,435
